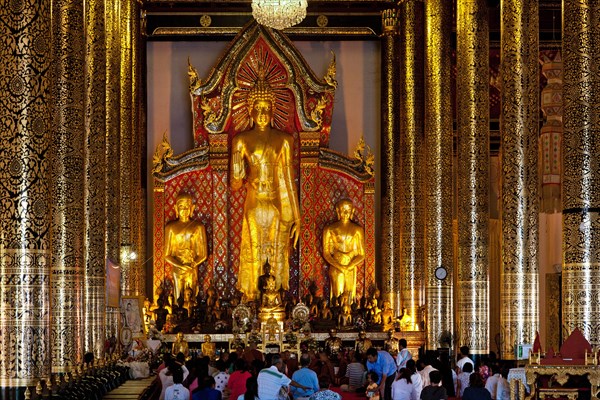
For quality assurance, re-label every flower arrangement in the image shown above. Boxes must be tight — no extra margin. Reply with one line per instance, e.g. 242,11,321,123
215,320,229,332
248,331,262,344
284,331,298,345
354,317,367,331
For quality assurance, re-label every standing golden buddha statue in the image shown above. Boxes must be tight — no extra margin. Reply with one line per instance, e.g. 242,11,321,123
164,193,208,303
231,78,301,301
322,199,365,302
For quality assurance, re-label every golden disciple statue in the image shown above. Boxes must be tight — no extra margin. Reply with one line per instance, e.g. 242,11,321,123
201,334,216,360
231,78,301,301
322,199,365,302
172,332,189,358
164,193,208,303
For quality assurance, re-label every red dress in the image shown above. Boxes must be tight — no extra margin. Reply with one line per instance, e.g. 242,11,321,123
227,370,252,400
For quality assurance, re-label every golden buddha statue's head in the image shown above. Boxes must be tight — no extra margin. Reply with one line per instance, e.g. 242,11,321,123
204,334,211,342
329,328,337,337
359,330,367,339
175,192,194,220
247,78,276,110
335,198,355,221
387,329,394,338
176,332,184,341
247,79,277,129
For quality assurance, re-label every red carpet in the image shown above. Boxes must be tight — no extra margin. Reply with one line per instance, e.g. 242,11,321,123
330,387,366,400
329,389,459,400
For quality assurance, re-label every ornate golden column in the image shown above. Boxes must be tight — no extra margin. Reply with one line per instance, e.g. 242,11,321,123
380,9,401,313
0,0,52,390
105,0,122,336
50,0,86,373
500,0,539,359
562,0,600,345
83,0,108,358
130,0,145,297
120,0,135,296
399,0,425,325
456,0,490,354
105,2,121,274
424,0,453,349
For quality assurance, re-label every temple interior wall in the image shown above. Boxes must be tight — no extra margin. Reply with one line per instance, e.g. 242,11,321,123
146,39,562,351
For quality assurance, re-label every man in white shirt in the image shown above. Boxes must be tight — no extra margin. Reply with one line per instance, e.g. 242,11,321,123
417,358,437,388
396,339,412,370
456,346,474,374
485,365,501,399
258,354,310,400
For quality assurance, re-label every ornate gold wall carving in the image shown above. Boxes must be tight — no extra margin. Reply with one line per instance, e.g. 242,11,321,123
0,1,52,385
399,0,425,324
562,0,600,345
424,0,453,349
84,0,108,359
379,9,401,313
500,0,539,359
456,0,490,354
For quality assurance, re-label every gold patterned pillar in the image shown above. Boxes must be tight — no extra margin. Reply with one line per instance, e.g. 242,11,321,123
83,0,108,358
129,0,144,297
120,0,135,296
424,0,453,349
562,0,600,345
380,9,401,313
456,0,490,355
105,2,121,274
50,0,86,372
399,0,425,325
0,0,52,390
500,0,539,359
105,0,122,334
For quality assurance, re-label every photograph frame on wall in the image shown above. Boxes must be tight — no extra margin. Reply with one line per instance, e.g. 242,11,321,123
120,296,146,340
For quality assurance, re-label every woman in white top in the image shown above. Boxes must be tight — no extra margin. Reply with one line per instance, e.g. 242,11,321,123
392,368,417,400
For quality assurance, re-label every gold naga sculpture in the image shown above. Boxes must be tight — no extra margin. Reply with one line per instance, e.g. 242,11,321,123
322,199,365,302
230,77,301,302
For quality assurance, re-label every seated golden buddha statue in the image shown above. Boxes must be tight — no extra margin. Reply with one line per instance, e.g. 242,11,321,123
322,199,365,303
258,260,282,311
381,300,394,332
399,308,414,331
172,332,189,358
201,334,216,360
164,192,207,303
355,330,373,357
230,77,301,302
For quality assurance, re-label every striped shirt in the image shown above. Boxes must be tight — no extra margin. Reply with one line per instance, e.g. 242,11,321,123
346,362,366,388
258,366,292,400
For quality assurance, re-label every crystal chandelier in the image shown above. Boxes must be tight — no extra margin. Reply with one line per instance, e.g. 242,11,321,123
251,0,308,30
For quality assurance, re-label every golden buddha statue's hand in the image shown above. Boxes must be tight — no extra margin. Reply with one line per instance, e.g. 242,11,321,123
290,219,301,249
232,151,245,187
